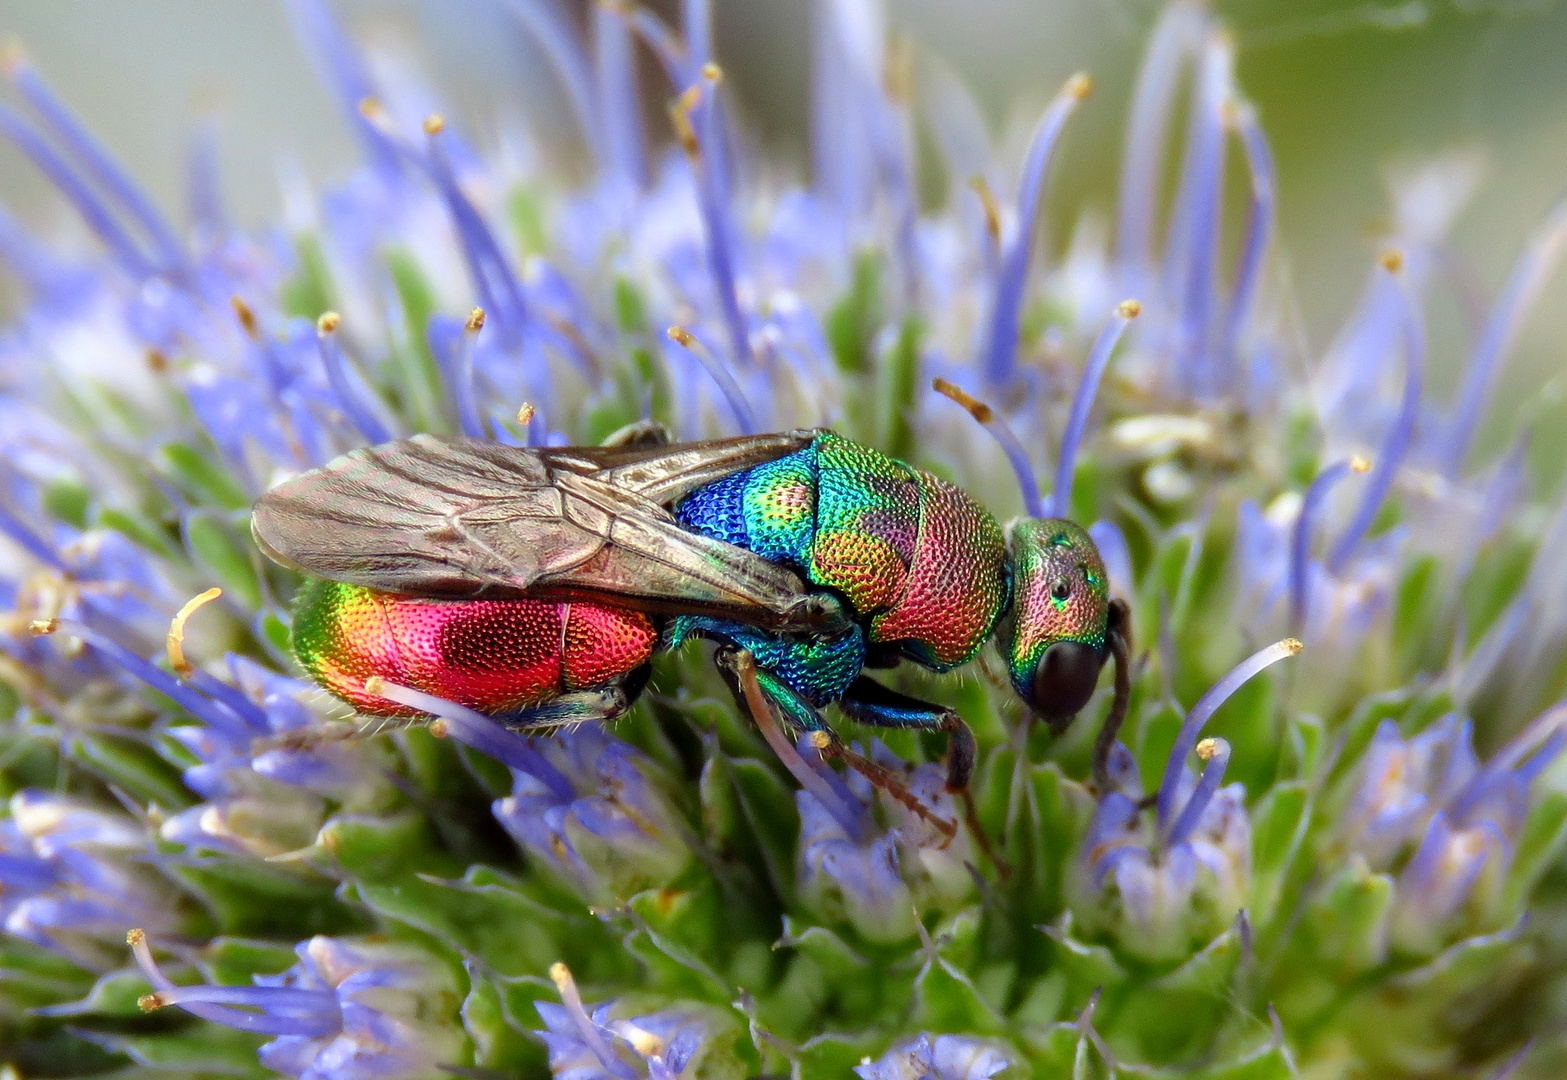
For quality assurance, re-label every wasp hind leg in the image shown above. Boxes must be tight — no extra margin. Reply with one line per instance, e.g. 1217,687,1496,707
837,676,1009,876
711,648,959,842
494,664,649,733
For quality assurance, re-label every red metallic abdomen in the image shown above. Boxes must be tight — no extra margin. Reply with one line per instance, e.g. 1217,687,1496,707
291,579,657,717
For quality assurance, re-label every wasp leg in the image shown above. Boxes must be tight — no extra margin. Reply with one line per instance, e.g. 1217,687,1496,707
712,648,958,841
493,685,633,733
1090,598,1135,796
837,677,1009,876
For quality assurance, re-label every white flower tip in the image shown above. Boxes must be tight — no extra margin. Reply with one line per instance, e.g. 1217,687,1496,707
1065,72,1093,100
317,311,341,335
1117,299,1142,319
1350,455,1372,474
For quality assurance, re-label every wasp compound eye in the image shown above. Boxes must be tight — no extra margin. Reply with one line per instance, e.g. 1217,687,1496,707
1031,640,1102,721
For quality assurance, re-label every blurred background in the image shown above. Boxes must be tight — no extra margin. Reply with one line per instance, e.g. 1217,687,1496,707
0,0,1565,469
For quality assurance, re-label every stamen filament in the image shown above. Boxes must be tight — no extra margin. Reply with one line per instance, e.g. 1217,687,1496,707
667,326,756,434
1162,736,1230,848
1289,456,1371,631
363,677,576,804
932,378,1044,517
549,962,640,1080
1050,300,1140,516
452,307,489,439
982,72,1092,385
1157,639,1300,833
316,312,393,445
1328,254,1424,573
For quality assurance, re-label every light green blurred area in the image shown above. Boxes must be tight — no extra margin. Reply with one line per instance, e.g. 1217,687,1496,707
0,0,1564,473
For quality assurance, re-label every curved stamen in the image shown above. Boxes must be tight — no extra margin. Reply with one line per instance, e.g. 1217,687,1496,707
982,72,1092,386
0,101,153,279
1115,0,1207,271
619,5,686,87
1328,252,1424,573
667,326,756,434
549,962,640,1080
1166,32,1233,394
165,589,269,732
1223,99,1277,373
281,0,398,172
3,50,186,276
1443,194,1567,475
1050,299,1140,517
1156,638,1301,833
670,66,751,368
316,312,393,445
1448,700,1567,824
595,2,647,190
31,617,250,738
363,676,576,804
452,307,489,439
497,0,604,166
129,929,341,1037
1289,456,1371,631
932,377,1044,518
1162,736,1230,848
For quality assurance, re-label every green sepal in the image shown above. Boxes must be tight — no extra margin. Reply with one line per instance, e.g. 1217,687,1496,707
160,443,250,511
1248,781,1310,930
72,731,192,812
1132,923,1244,1061
321,808,467,884
67,1021,269,1078
462,965,545,1073
29,968,150,1019
165,857,360,939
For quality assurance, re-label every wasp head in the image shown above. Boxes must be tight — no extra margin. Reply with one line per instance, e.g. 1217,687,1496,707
998,518,1113,729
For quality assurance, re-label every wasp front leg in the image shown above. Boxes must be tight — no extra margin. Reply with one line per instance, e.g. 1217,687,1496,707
711,648,959,842
836,676,1007,874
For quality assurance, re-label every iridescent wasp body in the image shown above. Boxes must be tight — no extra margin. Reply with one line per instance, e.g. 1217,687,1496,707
252,425,1131,830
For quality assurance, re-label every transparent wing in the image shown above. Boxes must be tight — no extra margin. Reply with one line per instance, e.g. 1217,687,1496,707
252,432,825,629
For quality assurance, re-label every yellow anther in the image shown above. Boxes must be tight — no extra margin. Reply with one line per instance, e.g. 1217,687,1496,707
1282,638,1303,654
28,618,57,637
808,731,832,750
1117,299,1143,319
317,311,341,335
667,325,696,348
1064,72,1093,100
465,307,486,332
138,993,164,1012
967,176,1001,245
516,401,536,426
1379,249,1405,274
932,378,994,424
1196,738,1221,761
701,61,722,83
167,587,223,678
126,928,145,946
422,113,446,135
230,295,260,339
1350,456,1372,473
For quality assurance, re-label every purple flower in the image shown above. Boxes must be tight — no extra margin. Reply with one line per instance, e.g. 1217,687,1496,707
1,791,174,969
131,928,463,1080
536,961,728,1080
1072,640,1299,961
855,1033,1011,1080
795,739,975,944
1339,705,1567,955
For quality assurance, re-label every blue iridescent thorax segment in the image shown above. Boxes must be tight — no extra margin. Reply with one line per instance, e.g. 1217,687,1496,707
667,432,1010,704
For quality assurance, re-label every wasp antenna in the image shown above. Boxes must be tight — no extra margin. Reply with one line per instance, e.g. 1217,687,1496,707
932,377,1045,518
1051,299,1139,517
166,587,222,678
